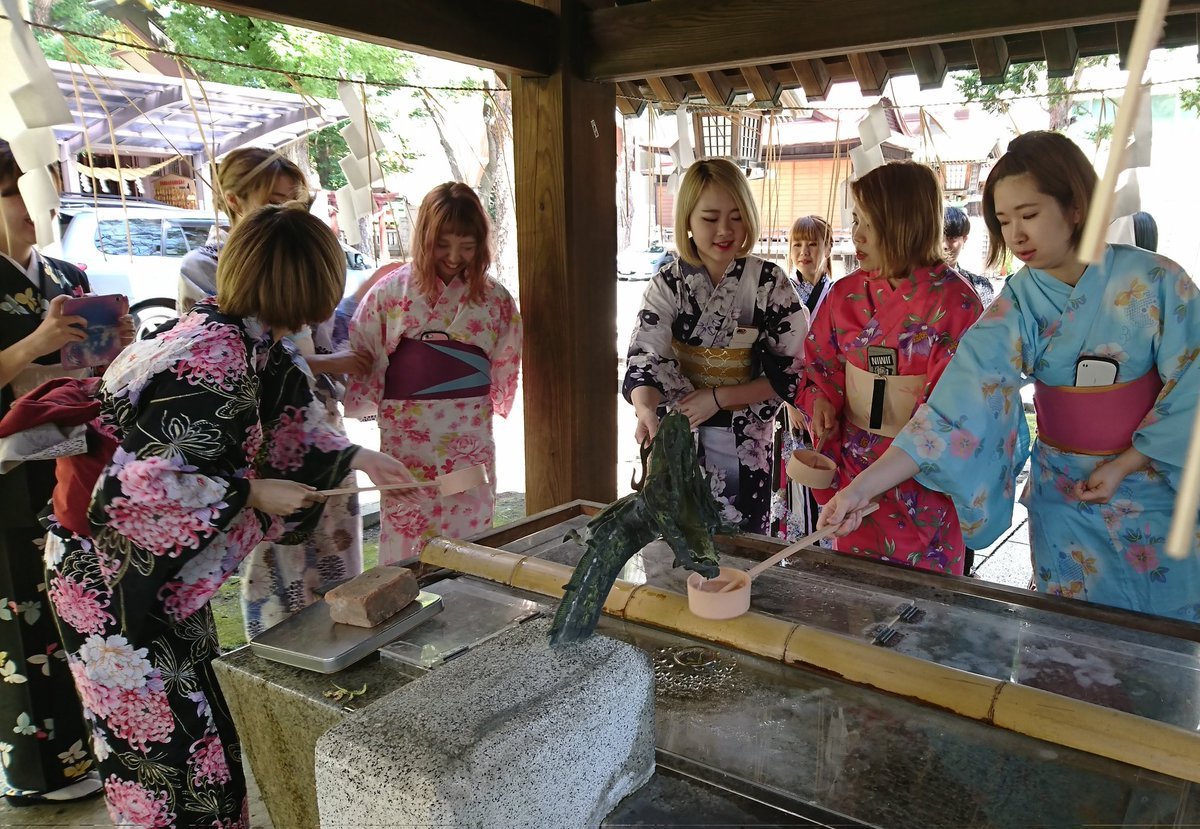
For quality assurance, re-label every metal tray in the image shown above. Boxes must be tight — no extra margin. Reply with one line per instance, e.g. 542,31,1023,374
249,591,444,673
379,577,545,669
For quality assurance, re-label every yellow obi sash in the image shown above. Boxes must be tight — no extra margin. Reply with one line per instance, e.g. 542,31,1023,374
673,339,754,388
845,361,925,438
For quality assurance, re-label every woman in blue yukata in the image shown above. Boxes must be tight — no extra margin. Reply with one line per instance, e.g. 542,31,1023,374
818,131,1200,622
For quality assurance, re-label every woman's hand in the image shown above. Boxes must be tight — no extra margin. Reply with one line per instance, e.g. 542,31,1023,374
633,406,660,445
816,484,873,535
307,350,372,377
248,478,320,516
117,314,135,348
352,448,424,505
1074,448,1149,504
28,296,87,359
809,396,838,445
678,387,722,429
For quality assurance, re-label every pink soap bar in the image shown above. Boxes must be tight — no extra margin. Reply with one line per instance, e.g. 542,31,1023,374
325,566,419,628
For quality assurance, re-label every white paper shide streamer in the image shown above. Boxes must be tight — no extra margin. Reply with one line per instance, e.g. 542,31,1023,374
0,0,74,247
334,80,386,245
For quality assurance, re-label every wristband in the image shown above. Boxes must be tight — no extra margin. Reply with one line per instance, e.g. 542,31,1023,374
712,387,720,409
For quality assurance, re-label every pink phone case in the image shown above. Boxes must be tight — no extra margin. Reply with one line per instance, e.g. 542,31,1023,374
60,294,126,369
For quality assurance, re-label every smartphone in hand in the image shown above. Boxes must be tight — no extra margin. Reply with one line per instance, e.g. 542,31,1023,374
60,294,127,369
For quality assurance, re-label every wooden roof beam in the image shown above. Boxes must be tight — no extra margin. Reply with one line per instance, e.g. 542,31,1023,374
585,0,1200,81
1042,27,1080,77
1116,20,1137,68
692,71,735,107
192,0,558,76
645,75,687,111
907,44,947,90
972,36,1011,84
790,59,831,101
848,51,889,96
740,64,782,107
615,81,646,117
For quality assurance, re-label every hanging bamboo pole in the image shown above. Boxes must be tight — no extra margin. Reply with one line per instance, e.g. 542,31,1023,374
421,536,1200,784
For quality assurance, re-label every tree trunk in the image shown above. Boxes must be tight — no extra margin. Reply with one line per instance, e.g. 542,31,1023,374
422,92,465,183
479,77,515,286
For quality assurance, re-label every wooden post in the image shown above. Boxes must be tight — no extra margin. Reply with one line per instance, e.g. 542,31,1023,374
512,0,618,512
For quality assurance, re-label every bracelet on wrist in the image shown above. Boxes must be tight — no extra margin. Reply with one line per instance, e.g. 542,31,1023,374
711,387,721,409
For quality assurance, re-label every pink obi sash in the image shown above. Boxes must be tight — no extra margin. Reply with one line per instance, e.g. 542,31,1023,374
1034,370,1163,456
383,336,491,401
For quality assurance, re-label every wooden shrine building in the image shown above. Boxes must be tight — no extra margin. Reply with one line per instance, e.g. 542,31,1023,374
195,0,1200,512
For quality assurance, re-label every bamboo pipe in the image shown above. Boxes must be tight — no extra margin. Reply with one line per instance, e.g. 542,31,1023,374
420,538,1200,784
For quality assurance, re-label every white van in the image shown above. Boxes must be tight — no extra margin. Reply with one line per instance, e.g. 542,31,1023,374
56,195,376,338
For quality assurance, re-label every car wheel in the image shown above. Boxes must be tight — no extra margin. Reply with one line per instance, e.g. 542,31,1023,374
131,299,178,340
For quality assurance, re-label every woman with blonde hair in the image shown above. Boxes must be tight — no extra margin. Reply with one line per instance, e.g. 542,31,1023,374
797,161,981,573
47,204,413,827
345,182,522,564
787,214,834,315
772,213,835,539
178,148,370,638
624,158,807,533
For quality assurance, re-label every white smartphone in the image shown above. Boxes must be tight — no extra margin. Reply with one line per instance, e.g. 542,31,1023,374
1074,356,1119,387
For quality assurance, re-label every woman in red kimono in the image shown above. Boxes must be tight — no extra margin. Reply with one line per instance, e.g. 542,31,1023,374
797,161,982,573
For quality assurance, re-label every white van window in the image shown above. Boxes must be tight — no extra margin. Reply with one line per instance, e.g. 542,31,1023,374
96,219,162,256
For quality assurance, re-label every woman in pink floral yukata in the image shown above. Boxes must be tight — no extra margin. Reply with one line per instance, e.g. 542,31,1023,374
797,161,982,574
346,182,522,564
43,205,413,828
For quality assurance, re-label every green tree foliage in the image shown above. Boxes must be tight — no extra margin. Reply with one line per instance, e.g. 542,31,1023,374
1180,87,1200,116
154,2,418,188
32,0,123,68
953,58,1109,134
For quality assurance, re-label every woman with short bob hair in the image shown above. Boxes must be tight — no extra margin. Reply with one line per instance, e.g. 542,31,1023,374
673,158,760,268
217,200,346,332
624,158,807,534
182,153,371,643
850,160,944,279
46,203,414,828
797,160,982,574
981,131,1094,271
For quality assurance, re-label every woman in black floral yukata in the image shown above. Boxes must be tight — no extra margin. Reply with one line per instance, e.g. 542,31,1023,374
43,204,415,828
623,159,808,533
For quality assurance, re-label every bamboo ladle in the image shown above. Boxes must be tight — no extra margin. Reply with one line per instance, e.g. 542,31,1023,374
314,463,489,498
686,503,879,620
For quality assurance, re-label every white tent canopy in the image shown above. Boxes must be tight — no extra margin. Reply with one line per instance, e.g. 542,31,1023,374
49,59,348,164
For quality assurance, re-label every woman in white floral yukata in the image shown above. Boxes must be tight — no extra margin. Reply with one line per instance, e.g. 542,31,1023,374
44,205,414,828
624,159,808,534
345,182,522,564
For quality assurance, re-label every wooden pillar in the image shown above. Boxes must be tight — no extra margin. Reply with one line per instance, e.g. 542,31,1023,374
512,0,618,512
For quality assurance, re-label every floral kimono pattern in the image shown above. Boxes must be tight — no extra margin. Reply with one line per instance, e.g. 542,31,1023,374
45,300,357,828
798,264,982,573
894,245,1200,620
345,266,522,564
0,254,96,797
179,247,362,639
623,255,807,533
